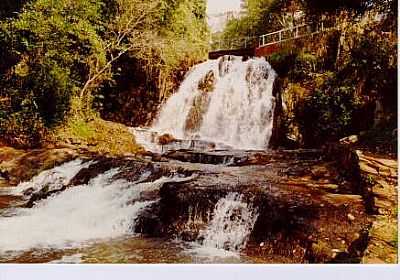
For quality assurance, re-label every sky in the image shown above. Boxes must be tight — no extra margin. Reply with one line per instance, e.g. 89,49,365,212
207,0,241,15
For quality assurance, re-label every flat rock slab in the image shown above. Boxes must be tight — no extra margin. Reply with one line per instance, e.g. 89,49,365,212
356,150,398,264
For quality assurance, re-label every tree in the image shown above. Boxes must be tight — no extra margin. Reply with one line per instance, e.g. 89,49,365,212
78,0,161,114
0,0,209,147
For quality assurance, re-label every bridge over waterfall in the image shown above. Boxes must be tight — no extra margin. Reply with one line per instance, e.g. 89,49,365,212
209,21,336,59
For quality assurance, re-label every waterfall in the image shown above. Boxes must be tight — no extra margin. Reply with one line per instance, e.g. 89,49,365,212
133,55,276,151
198,193,258,252
0,168,174,253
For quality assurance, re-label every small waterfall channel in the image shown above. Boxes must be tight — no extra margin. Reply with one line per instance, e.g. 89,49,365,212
187,193,259,259
199,193,258,252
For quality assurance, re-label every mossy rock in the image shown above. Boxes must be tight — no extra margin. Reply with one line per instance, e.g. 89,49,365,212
197,71,215,94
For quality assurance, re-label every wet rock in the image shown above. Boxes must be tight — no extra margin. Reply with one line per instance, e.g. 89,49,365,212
357,151,398,264
310,165,329,179
134,204,163,237
324,143,397,264
162,149,323,166
21,157,184,208
340,135,359,145
163,150,245,165
161,140,219,153
0,144,380,263
0,170,10,181
0,147,78,186
158,134,176,145
347,213,356,221
149,155,370,263
184,93,211,133
197,70,215,93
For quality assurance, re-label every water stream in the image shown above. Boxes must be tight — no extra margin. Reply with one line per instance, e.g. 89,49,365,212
132,55,276,152
0,168,155,252
7,159,92,196
199,193,258,251
0,162,260,263
188,193,259,260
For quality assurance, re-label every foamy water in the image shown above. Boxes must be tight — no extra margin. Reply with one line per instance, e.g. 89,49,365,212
188,193,258,258
0,169,172,253
132,55,276,152
9,159,93,196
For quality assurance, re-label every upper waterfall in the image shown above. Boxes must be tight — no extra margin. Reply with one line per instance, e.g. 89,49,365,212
154,55,276,150
134,55,277,151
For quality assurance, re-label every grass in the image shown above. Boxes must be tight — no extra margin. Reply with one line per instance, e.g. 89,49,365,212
0,116,144,187
52,116,143,156
69,119,96,139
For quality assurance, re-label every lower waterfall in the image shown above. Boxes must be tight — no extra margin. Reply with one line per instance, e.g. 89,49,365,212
189,193,258,257
0,168,171,253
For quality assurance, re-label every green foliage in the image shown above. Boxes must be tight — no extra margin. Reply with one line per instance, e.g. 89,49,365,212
99,0,209,119
297,74,363,146
218,0,276,44
341,29,397,112
0,92,46,147
68,118,96,140
301,0,368,15
366,174,375,185
149,0,208,72
358,126,398,155
218,0,396,149
0,0,208,147
218,0,396,46
0,0,108,145
289,52,321,80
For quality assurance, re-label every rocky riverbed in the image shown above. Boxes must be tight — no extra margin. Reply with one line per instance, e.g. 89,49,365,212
1,141,395,264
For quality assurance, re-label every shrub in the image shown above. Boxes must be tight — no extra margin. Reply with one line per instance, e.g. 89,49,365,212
297,75,363,146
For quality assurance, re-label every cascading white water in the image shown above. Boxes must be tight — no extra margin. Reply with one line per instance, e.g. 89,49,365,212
132,55,276,152
0,168,174,253
8,159,93,196
198,193,258,252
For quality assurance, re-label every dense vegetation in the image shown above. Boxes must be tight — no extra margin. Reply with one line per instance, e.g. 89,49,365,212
0,0,208,148
219,0,397,149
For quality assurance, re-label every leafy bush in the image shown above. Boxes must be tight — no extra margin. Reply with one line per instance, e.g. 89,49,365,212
297,75,363,146
0,93,46,147
0,0,108,145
